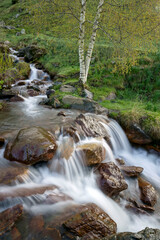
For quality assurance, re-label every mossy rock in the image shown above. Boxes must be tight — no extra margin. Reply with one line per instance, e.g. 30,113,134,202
16,62,30,79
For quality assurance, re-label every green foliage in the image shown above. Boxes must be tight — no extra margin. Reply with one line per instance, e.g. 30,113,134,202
16,62,30,78
0,51,13,89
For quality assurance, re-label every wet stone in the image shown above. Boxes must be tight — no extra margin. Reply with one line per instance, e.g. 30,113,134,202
138,177,157,207
0,185,57,201
98,162,128,197
115,158,125,165
30,215,44,233
120,165,143,177
57,111,66,117
10,95,24,102
45,192,72,204
77,142,106,166
0,204,23,236
0,165,28,184
64,203,117,239
4,127,57,165
11,227,21,240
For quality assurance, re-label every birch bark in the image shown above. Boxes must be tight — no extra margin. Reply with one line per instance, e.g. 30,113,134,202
79,0,104,84
79,0,87,84
85,0,104,82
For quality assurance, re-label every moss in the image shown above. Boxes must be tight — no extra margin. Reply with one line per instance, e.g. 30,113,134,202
16,61,30,79
62,103,71,109
109,111,119,120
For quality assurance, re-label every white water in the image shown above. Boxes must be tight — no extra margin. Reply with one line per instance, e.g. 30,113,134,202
1,49,160,234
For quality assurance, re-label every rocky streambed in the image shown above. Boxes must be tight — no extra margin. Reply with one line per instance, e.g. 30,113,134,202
0,47,160,239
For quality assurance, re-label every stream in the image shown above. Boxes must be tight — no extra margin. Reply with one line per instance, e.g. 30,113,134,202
0,49,160,238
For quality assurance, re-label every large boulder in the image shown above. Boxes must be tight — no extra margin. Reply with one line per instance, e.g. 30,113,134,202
63,113,111,144
108,227,160,240
77,143,106,166
17,45,46,62
97,162,128,196
63,203,117,239
125,123,152,145
62,95,108,114
4,127,57,165
75,113,110,140
0,204,23,236
138,177,157,207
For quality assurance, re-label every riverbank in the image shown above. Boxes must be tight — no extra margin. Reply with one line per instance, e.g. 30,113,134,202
0,45,160,239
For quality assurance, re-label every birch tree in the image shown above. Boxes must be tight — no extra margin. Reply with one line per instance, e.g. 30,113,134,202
24,0,160,84
79,0,104,83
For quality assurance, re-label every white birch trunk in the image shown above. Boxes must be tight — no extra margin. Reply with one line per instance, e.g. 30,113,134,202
85,0,104,82
79,0,87,84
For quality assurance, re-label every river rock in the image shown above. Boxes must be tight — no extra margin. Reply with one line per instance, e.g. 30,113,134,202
21,29,25,35
63,113,111,144
30,215,44,233
11,227,21,240
60,85,76,93
0,204,23,236
108,227,160,240
4,40,11,46
0,137,5,147
49,96,61,108
126,123,152,145
63,203,117,239
62,95,108,114
27,89,40,96
4,127,57,165
120,166,143,177
0,89,16,99
46,192,72,204
125,198,155,214
106,92,116,100
97,162,128,196
116,158,125,165
16,81,26,86
57,111,66,117
17,45,46,62
77,143,106,166
83,89,93,99
138,177,157,207
0,165,28,184
75,113,110,140
10,95,24,102
46,89,55,98
0,185,57,201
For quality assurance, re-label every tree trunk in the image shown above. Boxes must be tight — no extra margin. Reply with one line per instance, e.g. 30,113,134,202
79,0,87,84
85,0,104,82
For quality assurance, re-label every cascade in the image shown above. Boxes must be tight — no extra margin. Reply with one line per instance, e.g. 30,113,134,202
0,49,160,236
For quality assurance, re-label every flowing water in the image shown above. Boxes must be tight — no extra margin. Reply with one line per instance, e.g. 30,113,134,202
0,50,160,235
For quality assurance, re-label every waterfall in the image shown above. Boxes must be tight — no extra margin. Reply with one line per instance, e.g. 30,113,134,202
1,48,160,235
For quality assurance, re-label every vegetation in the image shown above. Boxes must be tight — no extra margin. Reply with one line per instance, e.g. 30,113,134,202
0,51,13,89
